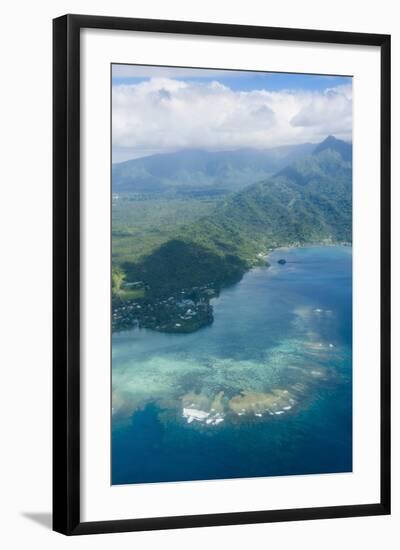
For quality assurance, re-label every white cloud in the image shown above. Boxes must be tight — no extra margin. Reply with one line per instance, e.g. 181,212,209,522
112,79,352,162
112,64,245,80
290,84,352,140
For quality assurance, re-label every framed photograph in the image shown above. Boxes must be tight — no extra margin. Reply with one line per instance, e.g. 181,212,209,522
53,14,391,535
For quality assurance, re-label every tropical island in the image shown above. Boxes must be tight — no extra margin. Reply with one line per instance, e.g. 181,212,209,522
111,65,354,487
112,136,352,333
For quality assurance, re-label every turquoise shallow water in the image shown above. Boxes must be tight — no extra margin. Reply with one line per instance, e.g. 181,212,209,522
112,245,352,484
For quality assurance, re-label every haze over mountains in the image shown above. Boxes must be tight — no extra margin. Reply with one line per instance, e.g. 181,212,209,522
116,136,352,295
112,142,317,196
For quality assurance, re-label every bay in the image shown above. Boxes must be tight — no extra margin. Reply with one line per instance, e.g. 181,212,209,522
112,245,352,484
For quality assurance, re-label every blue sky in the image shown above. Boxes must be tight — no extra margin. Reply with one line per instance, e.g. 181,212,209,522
112,65,351,93
112,64,352,163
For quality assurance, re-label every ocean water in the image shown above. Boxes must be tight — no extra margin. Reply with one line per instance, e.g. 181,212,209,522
112,246,352,485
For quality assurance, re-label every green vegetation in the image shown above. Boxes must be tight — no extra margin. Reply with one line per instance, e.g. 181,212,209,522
111,266,125,293
112,136,352,333
121,240,246,297
112,196,220,264
117,288,145,301
112,144,315,196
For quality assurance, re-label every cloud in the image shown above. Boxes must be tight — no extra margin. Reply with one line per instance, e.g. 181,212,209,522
112,78,352,162
290,84,352,139
112,64,243,80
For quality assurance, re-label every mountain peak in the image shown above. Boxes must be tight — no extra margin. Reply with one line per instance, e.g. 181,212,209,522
319,135,341,145
313,136,352,161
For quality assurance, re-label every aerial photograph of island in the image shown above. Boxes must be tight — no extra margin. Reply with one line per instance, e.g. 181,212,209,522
111,64,353,485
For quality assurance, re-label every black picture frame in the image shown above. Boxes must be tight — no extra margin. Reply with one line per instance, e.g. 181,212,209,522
53,14,391,535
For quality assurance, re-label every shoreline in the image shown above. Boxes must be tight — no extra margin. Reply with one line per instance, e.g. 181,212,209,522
112,241,351,335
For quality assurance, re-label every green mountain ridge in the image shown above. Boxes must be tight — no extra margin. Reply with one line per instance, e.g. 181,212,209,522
112,143,316,196
119,136,352,297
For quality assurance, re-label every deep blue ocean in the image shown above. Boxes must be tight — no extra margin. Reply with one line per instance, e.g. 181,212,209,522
112,246,352,485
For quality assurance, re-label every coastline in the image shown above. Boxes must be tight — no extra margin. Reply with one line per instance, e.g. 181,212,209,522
112,240,352,335
112,243,353,470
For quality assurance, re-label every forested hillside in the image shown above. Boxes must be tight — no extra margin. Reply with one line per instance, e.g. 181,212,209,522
117,136,352,297
112,143,315,196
